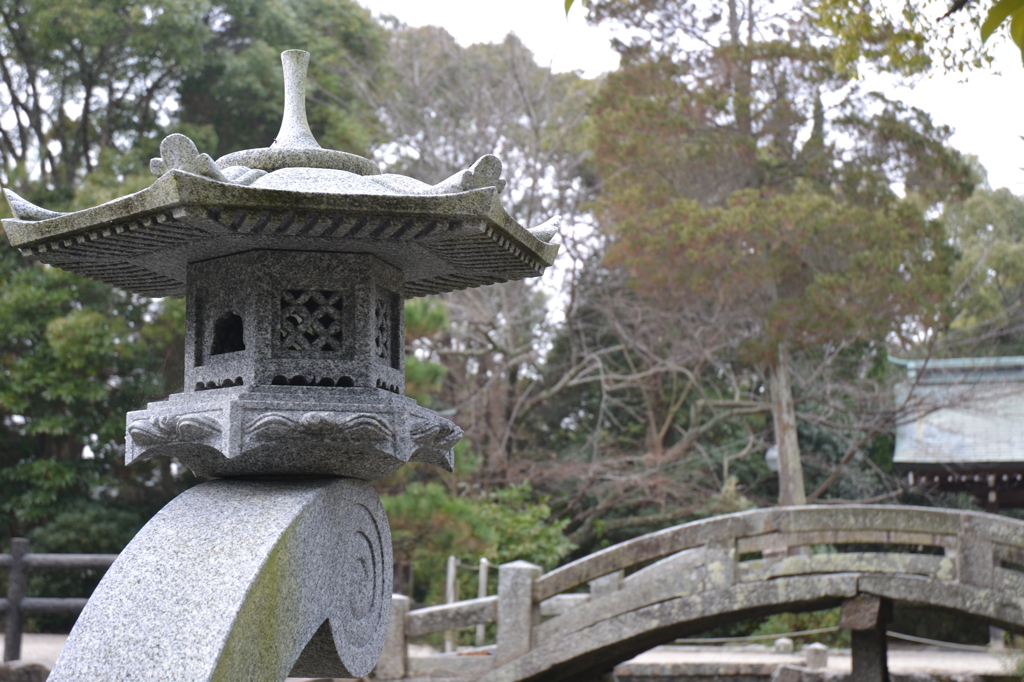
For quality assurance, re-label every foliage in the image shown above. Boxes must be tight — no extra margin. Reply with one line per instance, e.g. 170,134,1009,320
0,249,195,542
814,0,1024,70
981,0,1024,57
0,129,194,548
752,607,849,647
0,459,81,533
0,0,213,202
404,299,449,406
942,184,1024,355
568,0,1023,70
0,0,388,206
524,0,976,527
382,482,573,605
606,188,952,362
371,24,595,476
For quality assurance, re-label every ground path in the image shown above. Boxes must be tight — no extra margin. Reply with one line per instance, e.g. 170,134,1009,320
2,635,1016,680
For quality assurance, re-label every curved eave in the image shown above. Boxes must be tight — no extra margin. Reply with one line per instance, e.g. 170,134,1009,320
2,171,560,298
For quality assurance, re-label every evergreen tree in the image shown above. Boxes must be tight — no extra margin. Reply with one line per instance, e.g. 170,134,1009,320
585,0,973,505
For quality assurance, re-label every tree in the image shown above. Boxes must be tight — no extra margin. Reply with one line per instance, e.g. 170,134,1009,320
382,482,572,604
515,260,766,549
0,0,388,208
575,0,972,507
0,235,196,549
941,183,1024,355
177,0,387,157
371,25,597,477
0,0,212,204
813,0,1024,70
565,0,1024,69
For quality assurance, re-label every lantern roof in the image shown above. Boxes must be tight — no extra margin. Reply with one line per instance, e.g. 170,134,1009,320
1,50,559,298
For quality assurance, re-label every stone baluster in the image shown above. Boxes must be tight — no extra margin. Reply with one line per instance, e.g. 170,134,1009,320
496,561,542,666
705,539,737,590
589,570,623,600
959,536,995,589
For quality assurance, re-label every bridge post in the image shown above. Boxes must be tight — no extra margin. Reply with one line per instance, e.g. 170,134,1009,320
841,594,892,682
496,560,542,666
376,594,411,679
4,538,28,663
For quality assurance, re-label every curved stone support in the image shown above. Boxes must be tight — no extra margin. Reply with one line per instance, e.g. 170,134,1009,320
49,478,392,682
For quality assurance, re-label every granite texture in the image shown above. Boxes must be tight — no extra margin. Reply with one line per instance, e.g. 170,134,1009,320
250,154,506,197
125,386,459,478
48,478,392,682
2,189,65,221
274,50,321,149
117,246,464,479
150,134,266,186
216,147,382,175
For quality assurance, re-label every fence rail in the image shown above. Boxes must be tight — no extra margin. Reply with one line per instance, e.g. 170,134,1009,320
1,538,118,662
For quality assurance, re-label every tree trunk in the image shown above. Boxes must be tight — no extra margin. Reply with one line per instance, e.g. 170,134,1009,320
770,342,806,506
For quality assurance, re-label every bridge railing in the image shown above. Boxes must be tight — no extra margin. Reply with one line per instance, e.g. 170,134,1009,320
376,505,1024,680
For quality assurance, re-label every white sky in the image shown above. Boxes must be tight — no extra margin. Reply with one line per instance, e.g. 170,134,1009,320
361,0,1024,194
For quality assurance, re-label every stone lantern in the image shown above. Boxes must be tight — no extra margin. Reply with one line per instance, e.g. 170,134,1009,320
2,50,558,681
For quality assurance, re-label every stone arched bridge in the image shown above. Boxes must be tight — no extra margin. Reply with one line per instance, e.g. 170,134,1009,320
373,505,1024,682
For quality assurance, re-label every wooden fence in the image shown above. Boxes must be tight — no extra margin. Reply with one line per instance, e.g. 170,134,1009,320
0,538,118,662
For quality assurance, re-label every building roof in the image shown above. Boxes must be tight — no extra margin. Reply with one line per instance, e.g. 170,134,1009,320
892,356,1024,469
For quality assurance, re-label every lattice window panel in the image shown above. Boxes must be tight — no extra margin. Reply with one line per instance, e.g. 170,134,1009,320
374,295,391,363
279,290,343,352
